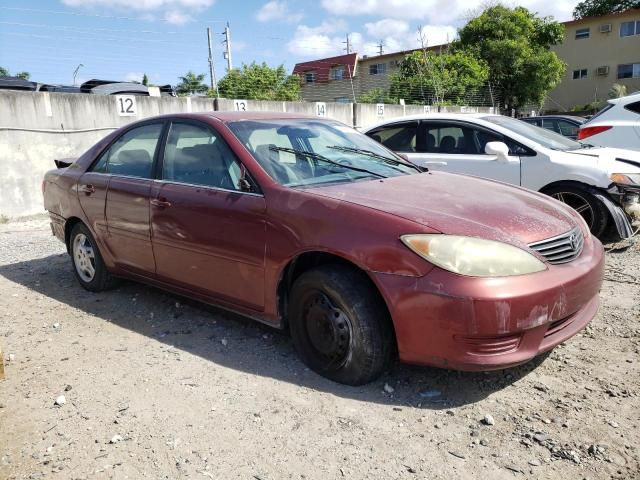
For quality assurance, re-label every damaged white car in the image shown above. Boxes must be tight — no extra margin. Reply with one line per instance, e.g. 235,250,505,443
365,113,640,239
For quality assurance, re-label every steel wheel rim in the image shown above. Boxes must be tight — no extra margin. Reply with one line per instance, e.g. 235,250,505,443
552,192,595,229
73,233,96,282
302,291,352,370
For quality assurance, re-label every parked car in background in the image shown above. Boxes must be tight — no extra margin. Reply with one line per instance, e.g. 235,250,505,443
365,113,640,239
43,112,604,385
520,115,586,140
577,92,640,151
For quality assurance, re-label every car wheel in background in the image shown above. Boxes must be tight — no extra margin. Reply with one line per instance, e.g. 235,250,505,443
543,185,609,238
69,223,117,292
288,265,394,386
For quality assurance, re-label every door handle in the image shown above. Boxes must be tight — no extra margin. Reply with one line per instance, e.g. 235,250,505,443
79,184,95,194
151,198,172,208
424,161,448,166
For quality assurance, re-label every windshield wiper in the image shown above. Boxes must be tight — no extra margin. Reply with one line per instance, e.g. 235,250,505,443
269,146,387,179
327,145,424,172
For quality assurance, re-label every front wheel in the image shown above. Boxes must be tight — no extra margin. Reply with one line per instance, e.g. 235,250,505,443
544,185,609,238
288,265,394,385
69,223,117,292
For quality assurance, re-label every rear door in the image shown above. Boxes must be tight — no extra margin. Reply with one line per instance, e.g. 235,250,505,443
99,122,165,275
412,121,521,185
150,120,267,309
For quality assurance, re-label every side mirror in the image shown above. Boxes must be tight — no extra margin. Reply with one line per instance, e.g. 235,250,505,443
238,178,254,193
484,141,510,163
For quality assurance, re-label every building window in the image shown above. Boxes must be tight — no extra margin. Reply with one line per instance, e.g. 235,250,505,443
304,71,316,83
575,27,590,39
369,63,387,75
572,68,588,79
620,20,640,37
331,66,345,80
617,63,640,79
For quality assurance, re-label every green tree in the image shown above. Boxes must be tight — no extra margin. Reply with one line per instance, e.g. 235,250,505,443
176,71,208,96
357,88,394,104
573,0,640,19
388,50,489,105
142,73,149,86
15,72,30,80
0,67,8,77
457,5,565,112
217,62,300,101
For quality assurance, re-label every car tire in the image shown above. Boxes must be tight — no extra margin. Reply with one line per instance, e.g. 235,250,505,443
288,264,394,386
543,185,609,238
69,223,117,292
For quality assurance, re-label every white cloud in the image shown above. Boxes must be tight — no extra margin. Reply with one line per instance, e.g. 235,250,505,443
320,0,575,25
62,0,215,25
125,72,144,82
256,1,303,23
364,19,409,37
287,20,350,57
164,9,192,24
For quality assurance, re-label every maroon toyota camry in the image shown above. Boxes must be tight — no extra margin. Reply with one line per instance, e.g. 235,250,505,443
43,112,604,385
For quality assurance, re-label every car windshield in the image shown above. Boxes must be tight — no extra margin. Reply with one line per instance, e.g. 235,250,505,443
227,119,418,187
483,115,585,151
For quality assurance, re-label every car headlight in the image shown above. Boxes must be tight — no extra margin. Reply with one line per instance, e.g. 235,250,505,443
610,173,640,186
400,234,546,277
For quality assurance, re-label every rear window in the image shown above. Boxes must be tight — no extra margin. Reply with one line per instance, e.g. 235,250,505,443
586,103,614,123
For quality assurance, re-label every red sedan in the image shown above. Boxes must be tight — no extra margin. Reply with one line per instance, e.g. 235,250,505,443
43,112,604,385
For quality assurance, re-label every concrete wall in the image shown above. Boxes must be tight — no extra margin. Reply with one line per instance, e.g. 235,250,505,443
0,90,491,218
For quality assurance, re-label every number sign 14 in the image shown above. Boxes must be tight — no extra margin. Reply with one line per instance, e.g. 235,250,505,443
116,95,137,117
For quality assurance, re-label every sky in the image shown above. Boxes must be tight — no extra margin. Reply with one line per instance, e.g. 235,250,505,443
0,0,578,87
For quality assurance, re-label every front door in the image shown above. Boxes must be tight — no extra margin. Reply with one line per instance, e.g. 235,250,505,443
98,122,164,274
414,121,521,185
150,121,267,310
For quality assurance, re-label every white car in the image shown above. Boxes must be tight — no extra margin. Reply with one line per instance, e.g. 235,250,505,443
365,113,640,238
578,92,640,151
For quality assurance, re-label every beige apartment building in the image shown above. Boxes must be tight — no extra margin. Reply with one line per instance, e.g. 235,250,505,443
545,9,640,111
293,9,640,110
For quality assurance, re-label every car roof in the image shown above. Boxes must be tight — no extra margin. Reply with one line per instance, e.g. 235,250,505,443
523,115,586,122
363,113,493,131
609,91,640,105
175,111,329,123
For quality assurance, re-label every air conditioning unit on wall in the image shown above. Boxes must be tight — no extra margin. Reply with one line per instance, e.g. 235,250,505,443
596,66,610,76
599,24,612,33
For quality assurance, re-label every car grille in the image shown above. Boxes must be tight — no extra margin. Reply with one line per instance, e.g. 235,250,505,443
528,228,584,265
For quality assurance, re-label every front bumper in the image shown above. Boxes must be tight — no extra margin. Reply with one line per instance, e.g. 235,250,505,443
373,234,604,371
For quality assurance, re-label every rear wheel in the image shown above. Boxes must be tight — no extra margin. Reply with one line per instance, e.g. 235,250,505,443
543,185,609,238
69,223,117,292
288,265,393,385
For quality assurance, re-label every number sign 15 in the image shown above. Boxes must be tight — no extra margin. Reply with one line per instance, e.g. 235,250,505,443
116,95,137,117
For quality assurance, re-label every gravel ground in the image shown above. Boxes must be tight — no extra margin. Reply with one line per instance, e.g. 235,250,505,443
0,217,638,480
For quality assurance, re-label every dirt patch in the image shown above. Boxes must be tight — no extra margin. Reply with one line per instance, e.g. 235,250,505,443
1,217,638,479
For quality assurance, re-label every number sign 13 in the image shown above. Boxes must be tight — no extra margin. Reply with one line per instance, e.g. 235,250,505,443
116,95,137,116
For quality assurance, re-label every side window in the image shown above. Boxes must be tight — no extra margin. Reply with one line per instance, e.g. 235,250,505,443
557,120,579,137
91,123,162,178
624,101,640,114
163,122,241,191
368,122,417,152
422,124,483,154
541,119,559,133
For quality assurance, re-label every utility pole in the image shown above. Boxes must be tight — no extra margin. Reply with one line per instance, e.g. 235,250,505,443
343,34,351,54
222,22,233,72
207,27,219,96
377,40,384,56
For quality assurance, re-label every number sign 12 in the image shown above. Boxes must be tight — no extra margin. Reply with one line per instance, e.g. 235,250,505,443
116,95,137,117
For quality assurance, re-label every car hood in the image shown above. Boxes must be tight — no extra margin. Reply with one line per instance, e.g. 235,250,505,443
562,147,640,173
307,171,579,246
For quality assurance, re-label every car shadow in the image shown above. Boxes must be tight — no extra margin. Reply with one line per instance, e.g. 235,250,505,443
0,253,550,409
